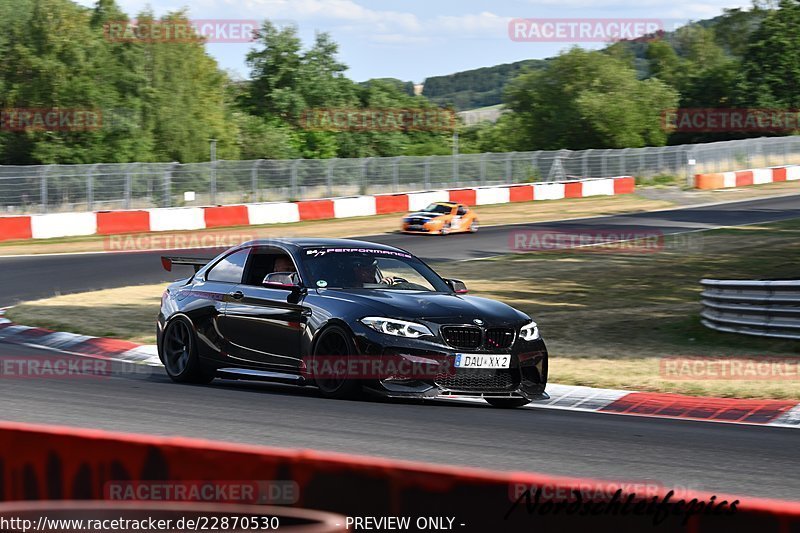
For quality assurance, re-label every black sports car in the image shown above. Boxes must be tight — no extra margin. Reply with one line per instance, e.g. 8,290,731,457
157,238,548,408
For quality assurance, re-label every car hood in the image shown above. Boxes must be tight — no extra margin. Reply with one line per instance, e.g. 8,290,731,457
319,289,529,325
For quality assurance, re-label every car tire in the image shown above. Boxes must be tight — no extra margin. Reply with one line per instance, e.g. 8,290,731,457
485,397,531,409
161,317,215,384
469,220,479,233
312,325,362,399
440,225,450,236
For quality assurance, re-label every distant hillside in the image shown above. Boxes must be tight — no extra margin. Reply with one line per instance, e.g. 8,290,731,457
422,59,548,110
419,8,765,112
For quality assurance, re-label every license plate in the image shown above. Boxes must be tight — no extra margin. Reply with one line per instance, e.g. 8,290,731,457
454,354,511,369
407,225,423,231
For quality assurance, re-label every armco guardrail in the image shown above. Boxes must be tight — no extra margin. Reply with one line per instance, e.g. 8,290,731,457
2,421,800,532
701,279,800,340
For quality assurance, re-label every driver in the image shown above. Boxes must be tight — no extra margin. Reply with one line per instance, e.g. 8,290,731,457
273,255,297,273
352,258,397,286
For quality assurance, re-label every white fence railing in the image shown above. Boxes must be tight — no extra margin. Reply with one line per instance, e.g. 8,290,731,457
2,136,800,214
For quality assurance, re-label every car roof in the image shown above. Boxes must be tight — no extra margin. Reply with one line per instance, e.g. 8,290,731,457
239,237,409,254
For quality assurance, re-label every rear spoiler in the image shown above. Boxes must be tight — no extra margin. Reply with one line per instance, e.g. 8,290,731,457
161,256,213,273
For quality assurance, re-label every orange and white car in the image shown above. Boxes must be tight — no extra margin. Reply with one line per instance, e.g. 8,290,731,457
401,202,479,235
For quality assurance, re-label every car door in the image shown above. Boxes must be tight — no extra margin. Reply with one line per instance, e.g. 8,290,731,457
186,248,252,361
222,248,308,370
450,205,466,231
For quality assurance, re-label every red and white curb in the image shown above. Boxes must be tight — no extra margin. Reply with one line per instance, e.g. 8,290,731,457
695,164,800,190
1,309,797,427
0,309,160,366
0,176,636,243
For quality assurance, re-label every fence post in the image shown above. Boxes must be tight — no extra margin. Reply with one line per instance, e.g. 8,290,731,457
480,153,487,185
686,148,697,188
124,164,133,209
582,150,591,178
165,162,178,208
39,166,49,214
210,160,218,205
392,157,399,193
424,157,432,190
362,158,371,195
326,159,335,197
87,164,99,211
251,160,263,202
291,160,300,200
506,153,513,182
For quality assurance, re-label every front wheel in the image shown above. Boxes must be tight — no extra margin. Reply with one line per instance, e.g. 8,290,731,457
161,317,215,384
469,220,479,233
312,326,362,399
485,397,531,409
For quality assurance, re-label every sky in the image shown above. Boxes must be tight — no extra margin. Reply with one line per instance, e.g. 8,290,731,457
75,0,753,83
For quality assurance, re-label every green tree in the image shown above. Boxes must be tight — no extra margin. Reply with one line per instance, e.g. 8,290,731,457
740,0,800,108
504,48,679,150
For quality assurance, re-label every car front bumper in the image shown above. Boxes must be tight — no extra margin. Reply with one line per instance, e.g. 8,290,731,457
351,323,549,401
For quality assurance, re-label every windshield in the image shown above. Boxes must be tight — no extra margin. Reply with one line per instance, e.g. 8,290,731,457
302,247,450,292
422,203,453,214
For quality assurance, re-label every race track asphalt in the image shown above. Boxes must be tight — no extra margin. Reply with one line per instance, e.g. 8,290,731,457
1,193,799,499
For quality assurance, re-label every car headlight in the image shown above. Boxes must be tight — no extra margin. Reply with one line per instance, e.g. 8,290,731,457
361,317,433,338
520,320,540,341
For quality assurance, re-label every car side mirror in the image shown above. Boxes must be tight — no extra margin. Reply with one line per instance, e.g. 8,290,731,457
445,278,468,294
263,272,301,291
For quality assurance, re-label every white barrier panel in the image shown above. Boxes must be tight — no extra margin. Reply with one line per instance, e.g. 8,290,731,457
148,207,206,232
753,168,773,185
581,179,615,197
786,166,800,181
31,212,97,239
333,196,377,219
408,190,449,212
246,202,301,225
475,187,511,206
532,182,566,201
723,172,737,188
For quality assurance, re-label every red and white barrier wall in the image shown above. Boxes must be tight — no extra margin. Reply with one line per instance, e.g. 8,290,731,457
1,420,799,531
0,176,635,243
695,165,800,190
